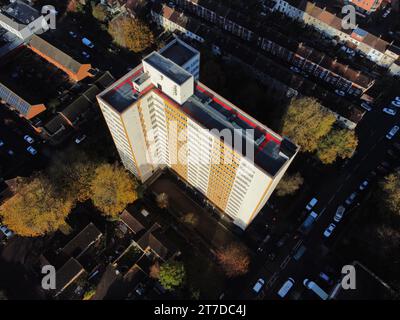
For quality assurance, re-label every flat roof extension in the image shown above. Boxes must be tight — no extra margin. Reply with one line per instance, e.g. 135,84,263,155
143,52,192,85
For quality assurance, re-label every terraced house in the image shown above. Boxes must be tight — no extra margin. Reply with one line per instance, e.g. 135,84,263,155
97,38,298,230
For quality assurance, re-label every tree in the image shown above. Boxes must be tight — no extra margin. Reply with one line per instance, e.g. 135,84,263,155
158,261,186,290
156,193,169,209
108,16,154,53
215,243,250,278
90,163,138,218
317,128,358,164
379,170,400,216
149,261,160,279
282,97,336,152
276,172,304,196
181,212,199,226
46,150,99,203
0,176,73,237
91,3,107,22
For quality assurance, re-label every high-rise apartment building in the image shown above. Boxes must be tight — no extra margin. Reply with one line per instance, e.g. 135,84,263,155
96,38,298,229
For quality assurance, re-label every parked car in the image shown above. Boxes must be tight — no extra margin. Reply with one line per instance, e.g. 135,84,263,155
24,135,34,144
75,134,87,144
304,279,329,300
290,66,300,73
277,278,295,298
360,102,372,111
253,278,265,293
0,225,14,239
323,223,336,238
383,108,396,116
319,272,333,285
334,206,345,222
359,180,369,191
382,8,391,18
386,125,400,140
334,89,345,96
276,233,289,248
306,198,318,211
7,149,14,156
68,31,77,38
82,37,94,48
345,192,357,205
391,100,400,108
27,146,37,155
0,140,4,147
82,51,90,59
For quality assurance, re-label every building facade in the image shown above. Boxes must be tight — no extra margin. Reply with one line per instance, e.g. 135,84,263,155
272,0,400,71
97,38,298,230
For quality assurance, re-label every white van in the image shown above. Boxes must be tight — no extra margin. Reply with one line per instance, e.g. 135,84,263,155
303,279,329,300
277,278,295,298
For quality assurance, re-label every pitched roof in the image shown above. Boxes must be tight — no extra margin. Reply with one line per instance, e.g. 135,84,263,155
61,223,102,259
120,209,146,234
29,35,84,74
136,224,176,260
55,257,86,294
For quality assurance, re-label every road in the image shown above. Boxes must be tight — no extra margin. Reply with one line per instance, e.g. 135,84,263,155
238,103,400,300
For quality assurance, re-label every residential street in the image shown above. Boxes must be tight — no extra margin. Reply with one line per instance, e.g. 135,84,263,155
236,106,400,300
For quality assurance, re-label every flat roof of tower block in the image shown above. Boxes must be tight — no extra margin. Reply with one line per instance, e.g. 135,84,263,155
159,38,199,67
176,83,296,176
143,52,192,85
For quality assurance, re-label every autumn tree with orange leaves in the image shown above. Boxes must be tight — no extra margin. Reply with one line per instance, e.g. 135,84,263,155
215,243,250,278
108,16,154,53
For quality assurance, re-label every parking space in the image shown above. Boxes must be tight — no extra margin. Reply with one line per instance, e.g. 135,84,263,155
0,106,48,178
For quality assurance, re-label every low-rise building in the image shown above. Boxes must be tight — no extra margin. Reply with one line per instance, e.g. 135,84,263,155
0,0,49,40
271,0,400,72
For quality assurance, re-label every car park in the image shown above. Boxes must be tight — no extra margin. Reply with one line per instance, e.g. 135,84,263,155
386,126,400,140
345,192,357,205
383,108,396,116
334,206,345,222
253,278,265,293
27,146,37,155
306,198,318,210
334,89,346,96
359,180,369,191
24,135,34,144
277,278,295,298
323,223,336,238
360,102,372,111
